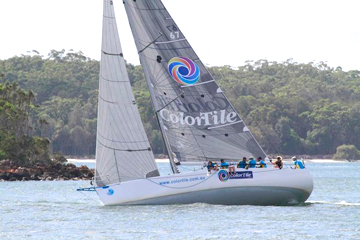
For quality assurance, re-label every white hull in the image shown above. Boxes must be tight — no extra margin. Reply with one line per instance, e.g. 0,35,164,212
95,167,313,206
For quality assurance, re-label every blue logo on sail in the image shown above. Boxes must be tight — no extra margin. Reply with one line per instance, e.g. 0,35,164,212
168,57,200,85
107,188,114,195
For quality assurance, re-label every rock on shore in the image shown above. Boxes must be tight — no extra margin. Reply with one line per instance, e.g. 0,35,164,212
0,160,94,181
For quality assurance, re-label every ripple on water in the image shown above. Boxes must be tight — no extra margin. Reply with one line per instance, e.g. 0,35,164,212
1,162,360,240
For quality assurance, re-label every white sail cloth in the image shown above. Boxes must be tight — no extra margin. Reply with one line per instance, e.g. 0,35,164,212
95,0,159,186
123,0,266,162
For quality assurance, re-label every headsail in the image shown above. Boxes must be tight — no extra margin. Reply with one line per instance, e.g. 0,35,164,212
123,0,266,162
95,0,159,186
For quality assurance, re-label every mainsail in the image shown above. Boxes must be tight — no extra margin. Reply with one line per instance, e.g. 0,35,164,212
123,0,266,162
95,0,159,186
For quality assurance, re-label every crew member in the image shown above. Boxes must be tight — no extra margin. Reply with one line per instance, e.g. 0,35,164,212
292,156,305,169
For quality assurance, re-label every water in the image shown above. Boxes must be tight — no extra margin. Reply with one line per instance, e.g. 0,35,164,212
1,162,360,240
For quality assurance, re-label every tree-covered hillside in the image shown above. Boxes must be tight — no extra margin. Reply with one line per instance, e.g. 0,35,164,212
0,81,51,164
1,50,360,157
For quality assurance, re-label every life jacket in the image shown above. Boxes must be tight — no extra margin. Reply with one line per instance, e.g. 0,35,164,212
294,160,304,169
260,160,267,168
239,161,247,168
221,162,229,169
249,160,256,168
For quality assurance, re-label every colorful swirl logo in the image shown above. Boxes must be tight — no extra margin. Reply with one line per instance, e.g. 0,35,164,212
168,57,200,85
218,170,229,182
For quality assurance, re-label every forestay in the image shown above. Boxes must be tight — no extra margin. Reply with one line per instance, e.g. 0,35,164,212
123,0,266,162
95,0,159,186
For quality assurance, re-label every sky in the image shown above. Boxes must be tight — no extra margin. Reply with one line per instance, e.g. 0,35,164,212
0,0,359,71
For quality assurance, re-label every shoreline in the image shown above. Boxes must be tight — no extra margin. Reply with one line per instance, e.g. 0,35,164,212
1,158,356,182
0,160,94,182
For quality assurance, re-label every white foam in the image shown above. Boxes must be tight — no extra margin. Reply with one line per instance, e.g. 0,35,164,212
307,200,360,206
335,201,360,206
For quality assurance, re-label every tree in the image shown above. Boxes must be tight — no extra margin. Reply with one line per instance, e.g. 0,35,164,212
2,52,360,157
0,83,51,165
333,145,360,161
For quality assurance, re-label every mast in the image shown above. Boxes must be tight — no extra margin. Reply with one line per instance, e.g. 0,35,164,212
155,111,178,174
154,90,185,173
139,50,179,174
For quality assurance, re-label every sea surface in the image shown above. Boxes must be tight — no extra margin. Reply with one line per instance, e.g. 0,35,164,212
1,161,360,240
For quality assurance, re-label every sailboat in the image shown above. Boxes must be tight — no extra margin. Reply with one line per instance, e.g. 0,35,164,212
88,0,313,205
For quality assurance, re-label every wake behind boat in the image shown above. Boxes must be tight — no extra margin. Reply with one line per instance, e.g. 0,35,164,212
80,0,314,206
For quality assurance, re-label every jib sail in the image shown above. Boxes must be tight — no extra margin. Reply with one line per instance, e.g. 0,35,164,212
95,0,159,186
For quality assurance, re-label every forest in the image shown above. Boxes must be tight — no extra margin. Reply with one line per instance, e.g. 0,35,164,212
1,50,360,160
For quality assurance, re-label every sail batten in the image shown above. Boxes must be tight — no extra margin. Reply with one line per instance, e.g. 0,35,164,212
102,51,123,56
95,0,159,186
123,0,266,163
155,38,187,45
181,80,216,88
